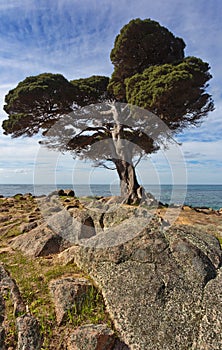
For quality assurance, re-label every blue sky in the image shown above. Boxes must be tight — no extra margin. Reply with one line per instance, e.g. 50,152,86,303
0,0,222,185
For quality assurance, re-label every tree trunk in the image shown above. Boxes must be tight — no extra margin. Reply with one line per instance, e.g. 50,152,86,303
110,103,144,205
114,159,144,205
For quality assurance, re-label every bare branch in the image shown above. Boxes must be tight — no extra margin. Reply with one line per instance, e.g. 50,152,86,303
93,160,116,170
134,152,143,167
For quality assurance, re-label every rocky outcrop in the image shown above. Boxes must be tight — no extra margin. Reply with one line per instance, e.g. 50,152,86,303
2,194,222,349
193,267,222,349
59,216,222,350
10,223,71,257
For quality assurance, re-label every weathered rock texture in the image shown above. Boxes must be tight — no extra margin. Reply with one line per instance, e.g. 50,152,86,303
10,223,71,257
67,323,130,350
49,277,93,325
17,315,42,350
67,324,116,350
59,215,222,350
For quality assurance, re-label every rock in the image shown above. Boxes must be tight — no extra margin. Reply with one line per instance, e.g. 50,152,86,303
10,223,70,257
68,208,96,239
46,209,96,243
61,216,222,350
182,205,192,211
0,265,41,349
194,207,215,215
0,264,25,315
17,314,42,350
65,198,82,209
193,267,222,349
49,277,93,325
64,189,75,197
20,221,38,233
0,293,5,324
23,193,33,198
57,189,75,197
13,193,23,198
0,215,11,223
57,189,65,196
112,339,130,350
67,324,116,350
0,326,5,350
67,324,130,350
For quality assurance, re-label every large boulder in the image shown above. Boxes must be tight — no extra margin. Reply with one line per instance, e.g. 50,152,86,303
58,215,222,350
10,223,70,257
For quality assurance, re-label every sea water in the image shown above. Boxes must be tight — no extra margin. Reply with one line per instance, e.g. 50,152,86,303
0,184,221,209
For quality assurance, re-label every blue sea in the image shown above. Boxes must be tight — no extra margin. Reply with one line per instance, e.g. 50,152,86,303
0,184,221,210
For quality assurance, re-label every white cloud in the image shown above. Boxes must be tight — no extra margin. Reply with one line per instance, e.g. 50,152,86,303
0,0,221,184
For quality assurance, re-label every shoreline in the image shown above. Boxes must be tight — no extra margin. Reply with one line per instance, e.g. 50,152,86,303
1,190,222,213
0,184,222,210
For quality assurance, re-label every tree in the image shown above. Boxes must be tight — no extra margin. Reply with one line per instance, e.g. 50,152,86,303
2,18,214,204
3,73,76,137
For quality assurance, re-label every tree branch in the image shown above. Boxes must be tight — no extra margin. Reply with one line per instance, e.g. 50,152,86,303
93,160,116,170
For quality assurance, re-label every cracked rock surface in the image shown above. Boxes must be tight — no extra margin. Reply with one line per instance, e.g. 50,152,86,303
59,215,222,350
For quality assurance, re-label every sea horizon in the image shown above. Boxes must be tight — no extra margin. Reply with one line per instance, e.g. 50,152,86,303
0,184,222,210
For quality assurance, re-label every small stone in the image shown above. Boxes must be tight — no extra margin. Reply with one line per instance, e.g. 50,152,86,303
21,221,38,233
58,189,65,196
182,205,192,211
64,189,75,197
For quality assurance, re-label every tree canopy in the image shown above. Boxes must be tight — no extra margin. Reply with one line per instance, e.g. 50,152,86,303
108,18,185,100
2,18,214,203
3,74,110,138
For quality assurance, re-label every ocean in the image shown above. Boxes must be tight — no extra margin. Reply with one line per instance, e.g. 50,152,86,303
0,184,221,209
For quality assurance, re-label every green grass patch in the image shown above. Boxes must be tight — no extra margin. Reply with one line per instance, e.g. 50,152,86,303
217,236,222,248
0,251,110,349
66,285,110,327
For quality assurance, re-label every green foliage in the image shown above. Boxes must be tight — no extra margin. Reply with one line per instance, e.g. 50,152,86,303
3,73,76,137
217,236,222,247
108,18,185,100
125,57,213,130
70,75,111,106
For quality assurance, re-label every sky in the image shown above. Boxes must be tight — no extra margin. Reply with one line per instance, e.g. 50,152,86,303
0,0,222,186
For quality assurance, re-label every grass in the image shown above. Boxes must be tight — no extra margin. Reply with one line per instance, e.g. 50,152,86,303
217,236,222,248
3,290,18,348
0,250,110,349
65,285,110,327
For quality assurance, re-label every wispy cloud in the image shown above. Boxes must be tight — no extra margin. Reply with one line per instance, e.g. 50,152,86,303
0,0,221,184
